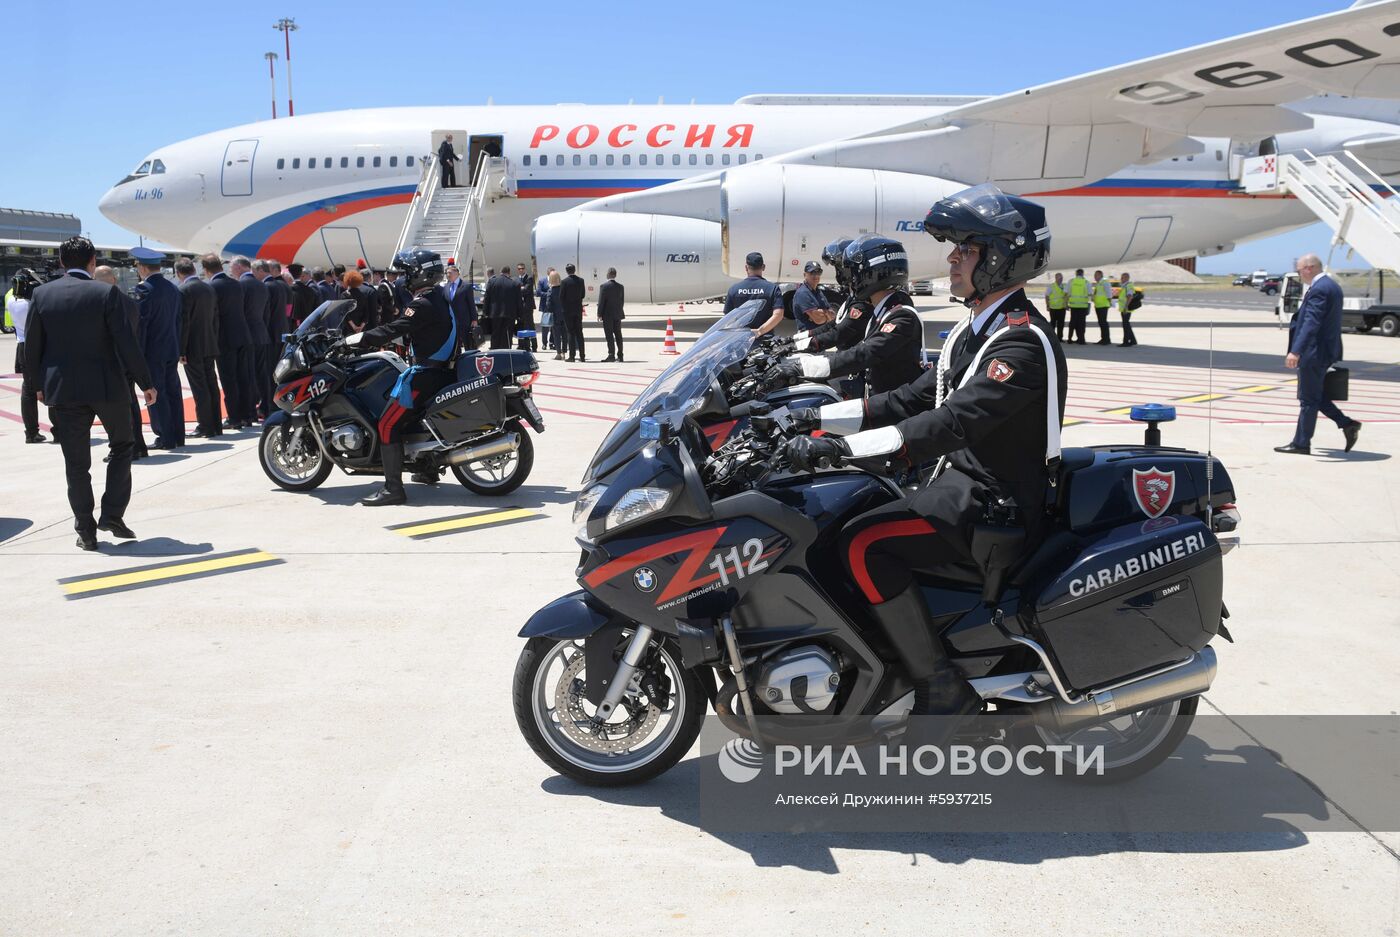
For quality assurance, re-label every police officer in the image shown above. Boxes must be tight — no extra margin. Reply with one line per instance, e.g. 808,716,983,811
762,235,924,398
340,249,458,506
790,260,832,331
131,247,184,449
722,251,784,336
1044,272,1068,341
1066,268,1091,345
781,184,1067,744
1091,270,1113,345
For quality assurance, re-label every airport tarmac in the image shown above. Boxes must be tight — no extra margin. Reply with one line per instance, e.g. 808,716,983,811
2,298,1398,935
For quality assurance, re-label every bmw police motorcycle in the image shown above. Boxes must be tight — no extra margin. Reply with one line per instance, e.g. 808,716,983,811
512,203,1241,788
259,300,544,496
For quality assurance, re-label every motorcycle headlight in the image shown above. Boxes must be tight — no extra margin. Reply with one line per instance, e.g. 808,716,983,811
573,484,606,539
606,487,672,531
273,356,293,383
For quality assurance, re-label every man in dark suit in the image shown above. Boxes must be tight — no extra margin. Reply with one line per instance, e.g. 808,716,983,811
439,264,477,350
289,264,319,326
131,248,184,449
94,265,150,461
596,267,625,362
438,134,460,188
513,263,537,352
1277,253,1361,455
371,269,398,324
175,257,221,437
559,263,587,362
483,266,522,350
205,253,254,430
264,260,292,340
233,257,272,421
23,237,156,550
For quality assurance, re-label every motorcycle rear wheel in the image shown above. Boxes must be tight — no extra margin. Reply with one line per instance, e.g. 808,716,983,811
451,425,533,496
1011,695,1199,784
513,634,705,786
259,423,333,491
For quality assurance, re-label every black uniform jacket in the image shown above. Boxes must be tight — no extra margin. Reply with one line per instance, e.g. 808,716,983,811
863,289,1068,524
807,299,871,352
596,278,625,321
822,290,923,395
23,271,153,404
360,290,456,364
484,273,523,324
238,272,271,345
291,280,320,325
265,276,292,338
210,272,251,349
179,276,220,359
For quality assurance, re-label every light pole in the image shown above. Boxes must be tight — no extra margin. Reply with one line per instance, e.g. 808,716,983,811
264,52,278,119
273,17,298,116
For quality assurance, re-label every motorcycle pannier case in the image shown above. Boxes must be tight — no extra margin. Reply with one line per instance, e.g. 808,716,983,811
423,374,506,442
1026,516,1222,691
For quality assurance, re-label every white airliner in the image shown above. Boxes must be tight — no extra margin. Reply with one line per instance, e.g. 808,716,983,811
100,1,1400,302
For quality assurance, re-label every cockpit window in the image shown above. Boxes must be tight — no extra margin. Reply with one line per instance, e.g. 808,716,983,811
136,161,152,175
150,159,166,174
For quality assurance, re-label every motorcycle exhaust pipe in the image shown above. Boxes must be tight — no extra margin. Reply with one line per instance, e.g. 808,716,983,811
1036,646,1217,733
444,432,519,467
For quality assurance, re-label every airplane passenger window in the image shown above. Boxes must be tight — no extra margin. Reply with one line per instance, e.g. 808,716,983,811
606,154,614,166
373,156,382,167
556,155,564,165
722,154,730,165
340,157,349,168
523,155,531,166
756,154,763,161
324,156,331,166
357,156,365,168
704,154,713,166
572,155,581,166
390,156,398,167
151,159,166,174
689,154,697,165
622,154,631,166
639,154,647,166
672,154,681,166
293,158,301,169
589,154,598,166
738,154,746,164
309,158,317,168
277,158,285,169
406,155,414,166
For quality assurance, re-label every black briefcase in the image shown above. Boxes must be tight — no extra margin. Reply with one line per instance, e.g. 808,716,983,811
1324,366,1349,402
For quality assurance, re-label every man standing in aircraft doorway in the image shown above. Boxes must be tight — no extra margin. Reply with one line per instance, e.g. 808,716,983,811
438,134,461,189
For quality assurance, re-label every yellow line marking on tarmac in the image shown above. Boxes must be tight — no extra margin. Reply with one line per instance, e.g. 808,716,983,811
59,548,283,599
1175,393,1228,404
1103,406,1135,415
1233,385,1277,393
389,507,541,540
1062,419,1085,427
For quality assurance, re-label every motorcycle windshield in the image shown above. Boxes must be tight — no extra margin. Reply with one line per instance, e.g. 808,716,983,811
295,299,355,337
583,299,765,483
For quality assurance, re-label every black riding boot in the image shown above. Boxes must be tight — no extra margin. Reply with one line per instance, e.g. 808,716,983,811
868,583,981,748
361,441,408,506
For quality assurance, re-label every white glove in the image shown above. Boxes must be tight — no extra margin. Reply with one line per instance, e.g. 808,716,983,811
798,355,832,379
793,330,812,351
817,398,865,436
844,425,905,459
343,332,364,347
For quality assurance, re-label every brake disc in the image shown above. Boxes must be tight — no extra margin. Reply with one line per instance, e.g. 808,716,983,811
553,651,660,754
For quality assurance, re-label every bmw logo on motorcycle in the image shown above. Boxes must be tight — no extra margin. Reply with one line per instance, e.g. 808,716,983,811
633,567,658,592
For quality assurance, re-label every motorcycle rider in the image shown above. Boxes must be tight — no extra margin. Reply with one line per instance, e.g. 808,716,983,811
780,184,1067,742
760,235,924,397
340,248,458,506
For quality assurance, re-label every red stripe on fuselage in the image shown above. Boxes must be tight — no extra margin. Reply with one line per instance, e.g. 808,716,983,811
259,192,415,263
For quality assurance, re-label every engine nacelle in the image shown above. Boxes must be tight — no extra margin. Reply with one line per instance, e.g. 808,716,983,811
721,164,964,279
531,210,729,304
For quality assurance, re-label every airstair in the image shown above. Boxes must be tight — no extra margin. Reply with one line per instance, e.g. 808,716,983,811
393,153,516,276
1243,149,1400,274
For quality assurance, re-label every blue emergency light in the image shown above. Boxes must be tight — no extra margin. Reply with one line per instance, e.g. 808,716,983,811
640,418,663,441
1129,403,1176,446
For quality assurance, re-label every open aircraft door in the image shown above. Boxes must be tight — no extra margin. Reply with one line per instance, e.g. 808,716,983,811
221,139,258,197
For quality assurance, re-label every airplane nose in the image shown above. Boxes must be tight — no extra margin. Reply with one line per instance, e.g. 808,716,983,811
98,185,126,227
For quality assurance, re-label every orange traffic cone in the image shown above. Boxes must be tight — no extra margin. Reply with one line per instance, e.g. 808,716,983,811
661,318,680,355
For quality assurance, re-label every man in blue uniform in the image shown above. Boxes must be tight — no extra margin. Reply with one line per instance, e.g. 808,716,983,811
722,252,785,336
1276,253,1361,454
791,260,832,330
131,247,184,449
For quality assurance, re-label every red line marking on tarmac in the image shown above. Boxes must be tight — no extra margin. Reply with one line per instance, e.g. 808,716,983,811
561,369,658,384
534,381,641,400
537,406,620,423
533,391,627,410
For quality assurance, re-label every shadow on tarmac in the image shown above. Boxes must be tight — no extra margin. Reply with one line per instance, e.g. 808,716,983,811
100,537,214,557
296,482,578,510
541,734,1314,870
1313,448,1391,463
0,517,34,543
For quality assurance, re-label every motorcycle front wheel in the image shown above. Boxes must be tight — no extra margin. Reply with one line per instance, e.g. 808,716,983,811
259,422,333,491
513,634,706,786
451,424,534,496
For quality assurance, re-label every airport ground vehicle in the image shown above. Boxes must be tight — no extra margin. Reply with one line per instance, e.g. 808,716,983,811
1260,275,1284,295
512,314,1241,787
1250,269,1270,287
1232,275,1252,286
258,300,544,496
1276,270,1400,337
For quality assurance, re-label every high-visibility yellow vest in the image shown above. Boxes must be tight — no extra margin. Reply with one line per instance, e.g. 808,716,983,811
2,289,12,329
1067,277,1090,307
1092,279,1113,308
1045,282,1067,310
1118,284,1138,312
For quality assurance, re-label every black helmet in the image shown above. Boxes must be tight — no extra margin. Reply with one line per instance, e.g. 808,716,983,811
821,237,854,288
390,247,445,292
10,268,42,300
842,235,908,303
922,183,1050,303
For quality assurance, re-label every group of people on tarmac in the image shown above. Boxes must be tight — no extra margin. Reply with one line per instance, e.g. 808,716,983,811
720,183,1069,748
1043,268,1142,346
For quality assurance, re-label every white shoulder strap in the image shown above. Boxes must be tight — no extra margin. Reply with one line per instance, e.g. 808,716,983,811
955,321,1062,465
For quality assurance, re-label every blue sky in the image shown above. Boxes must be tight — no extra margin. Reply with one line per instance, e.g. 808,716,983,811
5,0,1367,275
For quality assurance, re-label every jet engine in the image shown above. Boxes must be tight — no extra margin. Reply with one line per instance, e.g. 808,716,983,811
531,211,730,304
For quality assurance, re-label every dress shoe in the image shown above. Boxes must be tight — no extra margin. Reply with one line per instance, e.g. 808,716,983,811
150,442,180,451
360,485,407,506
602,355,616,362
222,419,241,429
1096,339,1111,345
1274,443,1311,455
25,433,47,444
1343,421,1362,452
566,357,576,363
76,532,98,551
410,469,440,485
98,518,137,539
